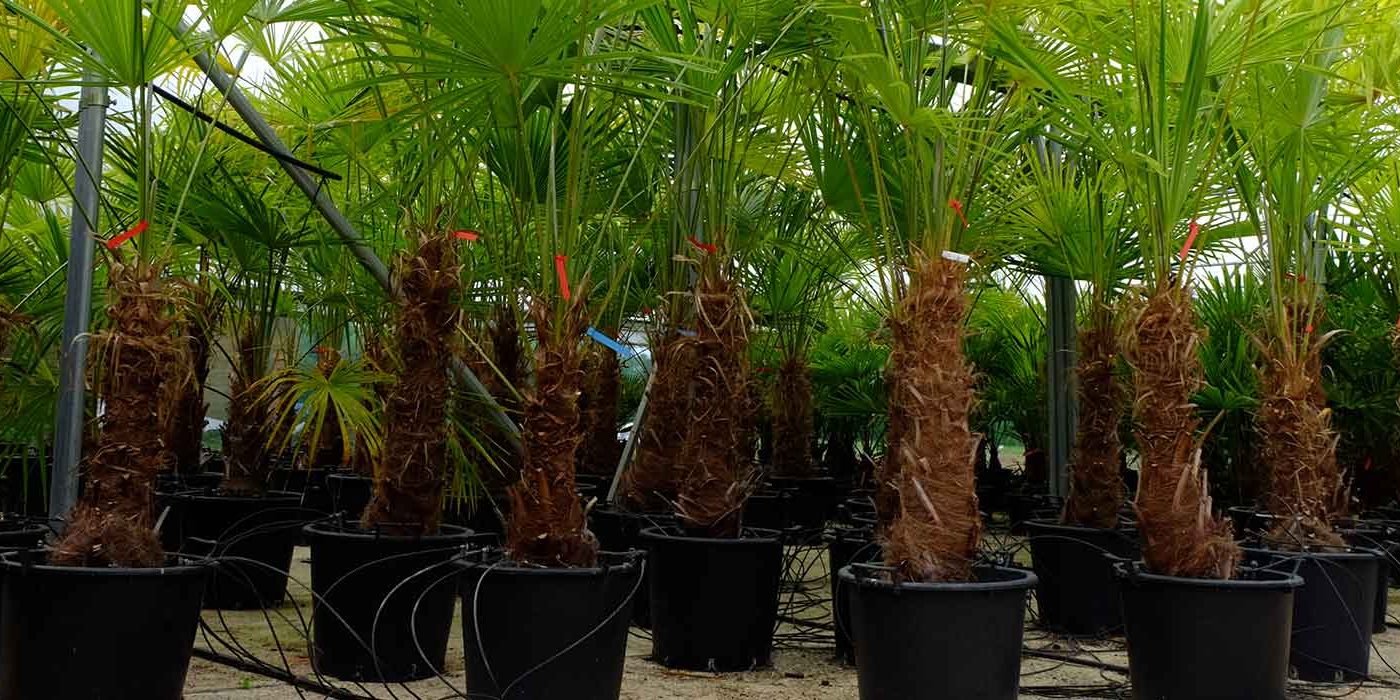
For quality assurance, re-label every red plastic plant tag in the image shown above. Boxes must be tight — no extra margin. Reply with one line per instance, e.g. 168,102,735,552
555,254,571,301
106,220,148,249
453,230,480,241
948,198,968,227
1178,221,1201,262
687,236,717,254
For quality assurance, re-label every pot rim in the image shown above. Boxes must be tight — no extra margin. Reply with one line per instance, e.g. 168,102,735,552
0,552,215,577
1023,518,1136,535
171,490,303,504
1113,560,1304,589
304,519,475,544
456,548,643,576
837,563,1038,592
639,525,782,546
1245,544,1385,562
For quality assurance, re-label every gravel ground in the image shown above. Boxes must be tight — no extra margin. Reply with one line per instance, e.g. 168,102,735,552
183,546,1400,699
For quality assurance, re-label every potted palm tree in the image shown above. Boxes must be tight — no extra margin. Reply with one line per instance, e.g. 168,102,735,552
815,4,1039,698
995,0,1347,695
0,3,225,697
1007,152,1142,636
1229,37,1387,680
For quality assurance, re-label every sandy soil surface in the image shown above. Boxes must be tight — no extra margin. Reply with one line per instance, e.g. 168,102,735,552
184,545,1400,699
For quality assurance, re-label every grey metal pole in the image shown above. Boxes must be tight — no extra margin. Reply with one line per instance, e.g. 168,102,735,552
48,77,108,526
184,33,522,453
1045,275,1077,499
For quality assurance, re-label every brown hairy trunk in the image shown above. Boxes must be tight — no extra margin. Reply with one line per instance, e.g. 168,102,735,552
505,297,599,567
674,275,754,537
361,232,461,535
617,331,696,511
882,257,981,583
770,353,814,478
168,284,213,475
221,324,272,495
1127,282,1238,579
1062,319,1126,529
52,261,186,568
1259,312,1343,548
491,304,524,413
306,347,346,468
576,338,623,476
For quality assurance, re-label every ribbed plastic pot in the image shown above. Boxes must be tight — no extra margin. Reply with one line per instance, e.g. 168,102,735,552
1025,520,1139,636
174,491,304,609
0,521,45,550
305,521,475,681
741,490,792,532
589,507,671,629
827,525,877,664
1246,547,1380,682
0,553,212,700
1339,528,1392,634
459,549,642,700
641,526,783,670
1116,561,1302,699
326,474,373,520
767,475,838,531
841,564,1036,700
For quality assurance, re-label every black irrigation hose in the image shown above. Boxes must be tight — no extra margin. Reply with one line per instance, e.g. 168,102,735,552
191,648,374,700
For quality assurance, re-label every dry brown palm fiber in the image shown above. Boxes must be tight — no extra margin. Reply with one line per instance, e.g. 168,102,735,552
361,231,462,535
1125,281,1238,579
674,273,756,537
576,335,623,476
491,303,524,414
1258,305,1344,549
304,346,347,469
617,330,696,512
1063,319,1126,529
770,353,815,478
505,295,599,567
167,280,215,475
221,322,275,495
881,256,982,583
874,360,901,528
52,260,189,568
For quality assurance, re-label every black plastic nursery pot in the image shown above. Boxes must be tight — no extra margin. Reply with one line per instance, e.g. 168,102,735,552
1025,520,1139,636
0,552,213,700
326,473,373,520
767,475,838,531
741,489,793,532
1339,528,1392,634
1246,546,1380,682
641,526,783,671
0,520,45,549
459,549,643,700
270,467,333,515
174,491,305,609
827,525,877,664
840,564,1036,700
590,506,671,629
305,520,476,682
1116,561,1302,700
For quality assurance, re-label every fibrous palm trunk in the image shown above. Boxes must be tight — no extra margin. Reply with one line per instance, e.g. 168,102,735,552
1062,319,1126,529
576,337,623,476
617,331,695,511
882,256,981,583
505,297,598,567
221,323,272,495
169,284,214,475
674,274,754,537
1128,282,1238,579
1259,308,1343,548
770,353,814,478
361,232,461,535
52,261,186,568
